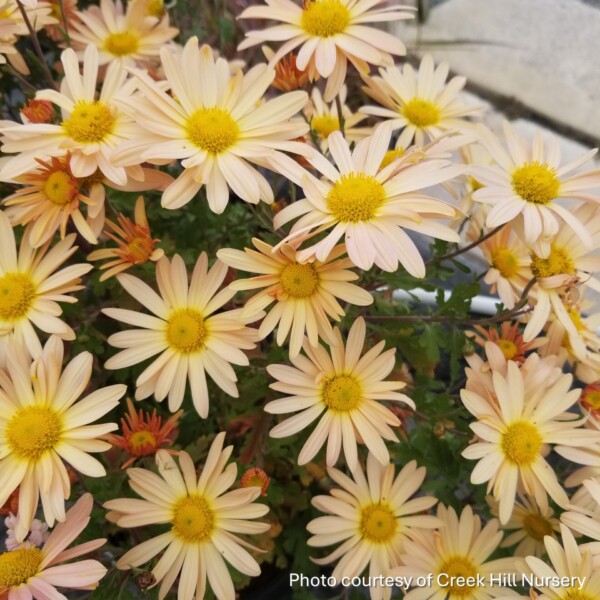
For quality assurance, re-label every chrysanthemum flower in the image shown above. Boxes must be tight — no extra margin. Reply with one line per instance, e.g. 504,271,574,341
113,38,309,213
0,494,107,599
20,99,54,124
70,0,178,66
391,505,518,600
238,0,414,102
217,238,372,357
487,494,560,557
307,454,439,600
461,359,600,524
88,196,164,281
361,54,482,148
105,433,270,600
0,211,92,363
262,47,309,92
272,124,462,275
0,336,124,541
240,467,270,496
2,154,103,246
0,0,56,36
104,397,182,468
0,44,137,185
521,524,600,600
103,252,259,417
472,121,600,258
468,322,542,364
305,85,371,152
266,318,414,469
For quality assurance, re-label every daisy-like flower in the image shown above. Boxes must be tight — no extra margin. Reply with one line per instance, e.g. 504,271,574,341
0,336,125,542
20,99,54,124
0,494,107,599
0,0,56,36
468,322,543,363
113,38,310,213
391,505,518,600
103,252,259,417
2,154,103,246
0,44,138,185
272,124,462,276
520,524,600,600
307,454,439,600
0,211,92,363
105,433,270,600
104,397,182,468
265,318,414,469
361,54,482,148
70,0,178,66
240,467,270,496
487,494,560,557
217,238,372,357
88,196,164,281
461,359,600,524
472,121,600,258
305,85,371,152
238,0,414,102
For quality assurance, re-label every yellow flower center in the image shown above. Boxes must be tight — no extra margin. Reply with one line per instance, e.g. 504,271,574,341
172,495,215,543
512,162,560,204
0,547,43,588
127,237,153,263
301,0,350,37
43,170,78,206
186,108,239,154
62,101,115,144
522,512,553,541
311,114,340,138
246,474,265,487
166,309,208,354
501,421,542,466
104,31,140,57
279,263,319,298
439,556,479,596
7,406,62,461
380,148,405,170
0,272,36,322
327,173,386,223
563,591,594,600
530,246,575,279
497,339,518,360
491,248,520,278
359,503,397,543
129,430,157,452
146,0,166,17
321,374,361,411
583,390,600,411
403,98,440,127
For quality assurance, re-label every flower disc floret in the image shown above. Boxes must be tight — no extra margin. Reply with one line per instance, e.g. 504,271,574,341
501,421,542,466
530,246,575,279
327,173,385,223
439,556,478,596
301,0,350,37
104,31,140,56
62,100,116,144
0,272,36,321
186,107,239,154
279,263,319,298
403,98,440,127
321,374,361,411
6,406,62,461
512,162,560,204
172,495,215,543
0,547,43,588
359,503,397,543
166,309,208,354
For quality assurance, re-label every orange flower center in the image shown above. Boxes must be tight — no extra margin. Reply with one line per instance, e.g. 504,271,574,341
301,0,350,37
512,162,559,204
104,31,140,56
7,406,62,461
530,245,575,279
327,173,385,223
0,547,43,588
359,503,397,543
438,556,479,596
186,108,239,154
321,374,361,411
43,170,79,206
63,101,115,144
172,495,215,543
501,421,542,466
403,98,440,127
279,263,319,298
0,272,36,321
522,512,553,541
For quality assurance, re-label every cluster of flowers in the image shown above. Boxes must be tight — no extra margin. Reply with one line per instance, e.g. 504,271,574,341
1,0,600,598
